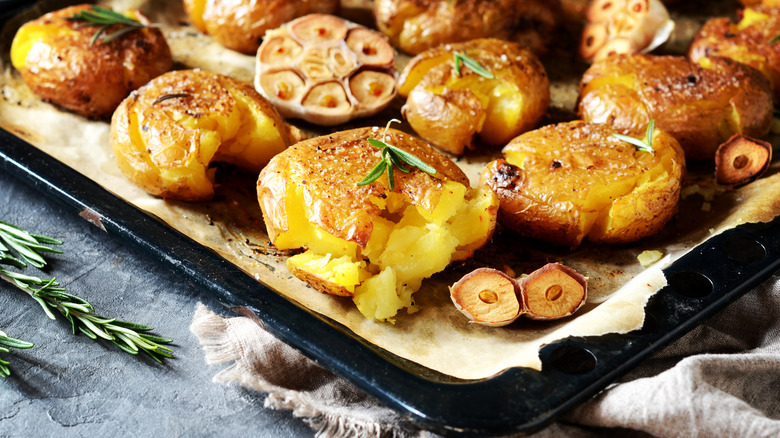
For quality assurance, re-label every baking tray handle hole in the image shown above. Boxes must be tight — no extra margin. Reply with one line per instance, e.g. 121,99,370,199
719,234,767,264
668,271,713,299
547,345,597,375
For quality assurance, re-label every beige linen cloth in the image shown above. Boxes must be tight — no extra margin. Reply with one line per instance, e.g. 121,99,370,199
190,271,780,438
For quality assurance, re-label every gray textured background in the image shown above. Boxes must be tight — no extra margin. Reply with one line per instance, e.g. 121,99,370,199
0,169,314,437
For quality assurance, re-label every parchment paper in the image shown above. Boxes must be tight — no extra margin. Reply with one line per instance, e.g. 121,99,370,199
1,0,779,379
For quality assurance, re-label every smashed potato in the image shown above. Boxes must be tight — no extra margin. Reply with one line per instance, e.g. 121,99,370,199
111,69,297,201
183,0,339,54
373,0,560,55
578,54,773,160
10,4,172,120
689,6,780,102
257,127,499,321
481,121,685,248
398,38,550,155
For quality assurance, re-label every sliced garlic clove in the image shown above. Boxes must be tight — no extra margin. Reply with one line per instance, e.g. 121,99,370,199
587,0,626,24
328,46,358,77
594,37,634,61
580,23,609,60
258,35,303,66
290,14,348,44
449,268,522,327
345,28,394,66
349,70,395,109
300,47,333,81
259,70,306,104
301,81,353,124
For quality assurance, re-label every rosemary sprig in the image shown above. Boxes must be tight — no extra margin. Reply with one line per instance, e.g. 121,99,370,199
0,330,33,378
357,122,437,190
66,5,149,47
0,221,174,365
612,119,656,154
453,52,495,79
0,220,62,269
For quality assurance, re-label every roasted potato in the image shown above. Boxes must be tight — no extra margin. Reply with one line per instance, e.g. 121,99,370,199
740,0,780,6
398,38,550,155
578,54,773,161
9,4,172,120
373,0,560,55
689,6,780,103
257,127,499,321
183,0,339,54
254,14,397,126
111,69,298,201
481,121,685,248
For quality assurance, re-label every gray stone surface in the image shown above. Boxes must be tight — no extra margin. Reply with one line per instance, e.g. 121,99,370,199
0,169,314,437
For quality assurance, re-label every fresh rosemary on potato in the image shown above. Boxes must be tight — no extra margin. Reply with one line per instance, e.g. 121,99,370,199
453,52,495,79
612,119,656,154
67,5,149,47
358,121,438,190
0,220,174,373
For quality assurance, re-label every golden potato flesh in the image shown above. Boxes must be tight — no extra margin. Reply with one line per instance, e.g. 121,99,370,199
373,0,560,55
398,39,550,155
481,121,685,248
257,127,499,321
689,6,780,103
9,4,172,120
183,0,339,54
578,54,773,161
111,70,296,201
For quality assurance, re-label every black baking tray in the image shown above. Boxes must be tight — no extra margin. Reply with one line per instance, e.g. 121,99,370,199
3,3,780,437
4,109,780,438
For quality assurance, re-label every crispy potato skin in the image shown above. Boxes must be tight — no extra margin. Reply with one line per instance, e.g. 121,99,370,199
373,0,560,55
399,39,550,155
578,54,773,161
257,127,470,247
111,70,295,201
9,4,171,120
482,121,685,247
689,6,780,103
183,0,339,54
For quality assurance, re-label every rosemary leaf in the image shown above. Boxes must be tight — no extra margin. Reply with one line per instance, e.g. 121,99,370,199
611,120,656,154
0,330,33,378
453,52,495,79
67,5,149,47
153,93,193,105
359,135,438,189
384,144,437,174
357,160,388,186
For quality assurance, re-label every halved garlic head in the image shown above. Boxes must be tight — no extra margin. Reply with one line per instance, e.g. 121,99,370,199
580,0,674,62
255,14,398,125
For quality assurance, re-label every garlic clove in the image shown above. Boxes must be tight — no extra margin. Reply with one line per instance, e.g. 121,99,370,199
289,14,348,44
258,34,303,66
518,263,588,320
259,70,306,104
449,268,522,326
346,28,395,66
349,70,396,110
301,81,353,125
